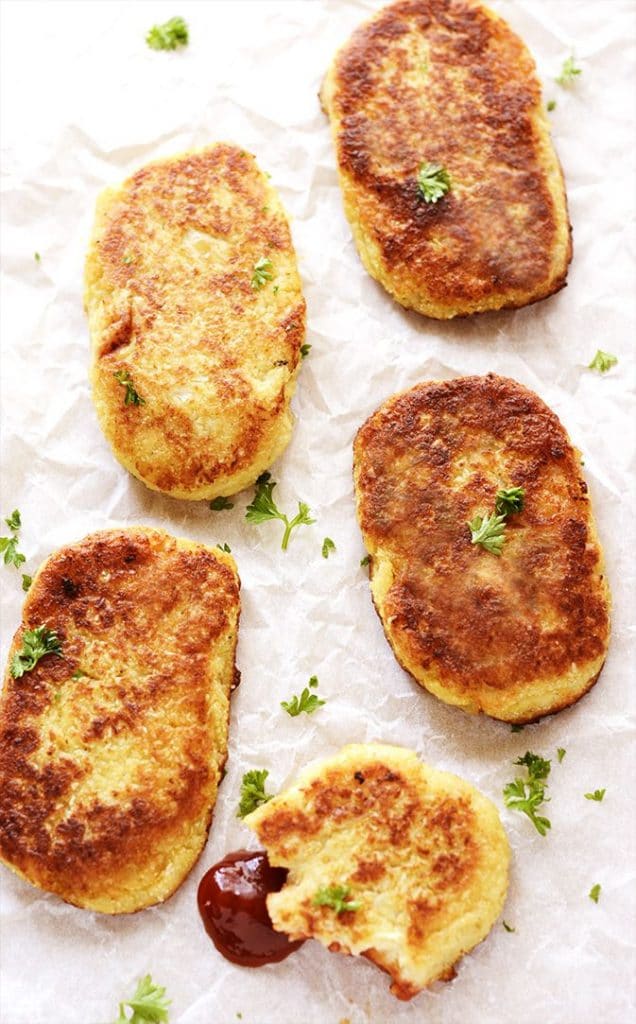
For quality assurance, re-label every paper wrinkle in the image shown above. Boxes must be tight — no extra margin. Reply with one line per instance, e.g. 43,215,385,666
1,1,635,1022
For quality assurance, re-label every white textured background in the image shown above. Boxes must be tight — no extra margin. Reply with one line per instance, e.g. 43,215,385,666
1,2,635,1023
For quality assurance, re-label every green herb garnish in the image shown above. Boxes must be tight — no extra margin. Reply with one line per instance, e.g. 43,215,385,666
11,625,62,678
588,883,601,904
584,789,605,802
0,509,26,569
557,747,566,763
245,472,315,550
502,921,516,933
5,510,21,531
556,55,582,87
114,370,145,406
588,350,617,374
503,751,551,836
468,511,507,555
251,256,274,290
237,769,273,819
547,99,557,112
322,537,336,559
34,252,41,262
360,554,371,567
300,343,311,359
146,16,189,51
116,974,171,1023
495,486,525,516
313,885,361,915
21,574,32,591
217,542,231,553
417,161,451,203
281,676,326,717
210,496,234,511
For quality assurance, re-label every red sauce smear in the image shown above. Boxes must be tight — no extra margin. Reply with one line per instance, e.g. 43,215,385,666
197,849,304,966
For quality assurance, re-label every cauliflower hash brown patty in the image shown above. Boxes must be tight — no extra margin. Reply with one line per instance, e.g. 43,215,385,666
353,375,610,723
0,528,240,913
245,743,510,1000
321,0,571,318
85,145,306,500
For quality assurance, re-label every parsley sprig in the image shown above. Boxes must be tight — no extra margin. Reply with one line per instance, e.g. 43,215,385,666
468,511,507,555
556,55,582,87
417,161,451,203
495,487,525,516
322,537,336,559
281,675,325,717
503,751,551,836
11,625,62,679
116,974,171,1024
237,769,273,819
146,17,189,51
588,350,617,374
589,883,601,904
114,370,145,406
313,885,361,915
1,509,26,569
245,472,315,550
251,256,274,290
469,486,526,555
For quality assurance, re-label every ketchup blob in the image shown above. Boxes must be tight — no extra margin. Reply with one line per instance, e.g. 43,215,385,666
197,849,304,966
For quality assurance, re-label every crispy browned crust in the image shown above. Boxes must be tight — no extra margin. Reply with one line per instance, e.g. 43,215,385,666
246,744,510,998
353,375,610,722
321,0,572,318
0,528,240,913
85,145,306,499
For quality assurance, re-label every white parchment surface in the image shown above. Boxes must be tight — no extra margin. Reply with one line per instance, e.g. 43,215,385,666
1,2,635,1022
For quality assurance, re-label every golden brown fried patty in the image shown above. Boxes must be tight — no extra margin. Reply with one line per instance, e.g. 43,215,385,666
85,145,306,499
354,375,610,722
321,0,571,318
246,743,509,1000
0,528,240,913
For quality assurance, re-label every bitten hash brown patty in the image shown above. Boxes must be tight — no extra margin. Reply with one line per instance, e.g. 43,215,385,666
321,0,571,318
85,144,306,499
0,528,240,913
353,375,610,722
246,743,510,1000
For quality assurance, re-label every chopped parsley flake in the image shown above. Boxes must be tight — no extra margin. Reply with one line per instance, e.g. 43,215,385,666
313,885,361,915
116,974,170,1023
114,370,145,406
281,676,326,717
237,769,273,818
417,161,451,203
556,55,582,87
146,16,189,51
322,537,336,559
209,496,234,511
588,350,617,373
588,883,601,904
251,256,274,290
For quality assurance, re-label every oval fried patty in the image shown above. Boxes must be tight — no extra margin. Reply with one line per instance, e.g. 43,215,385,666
321,0,571,318
245,743,510,1000
354,375,610,722
0,528,240,913
85,145,306,499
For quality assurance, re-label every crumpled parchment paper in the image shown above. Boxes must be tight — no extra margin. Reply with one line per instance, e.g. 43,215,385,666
1,2,635,1022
